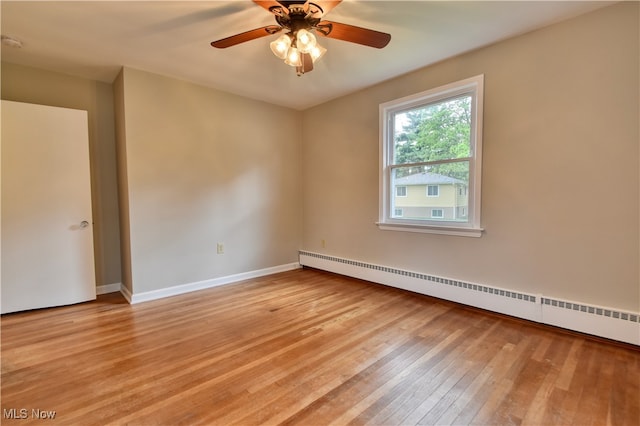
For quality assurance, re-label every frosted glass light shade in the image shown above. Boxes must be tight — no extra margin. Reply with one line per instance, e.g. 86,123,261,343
309,43,327,62
296,29,317,54
284,47,302,67
270,34,291,60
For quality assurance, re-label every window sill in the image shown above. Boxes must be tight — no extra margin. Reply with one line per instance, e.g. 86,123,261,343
376,222,484,237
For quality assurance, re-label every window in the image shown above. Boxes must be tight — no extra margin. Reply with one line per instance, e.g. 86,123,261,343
378,75,484,237
394,208,403,217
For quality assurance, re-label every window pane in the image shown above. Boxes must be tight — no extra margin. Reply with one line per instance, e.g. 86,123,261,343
380,74,483,234
393,96,471,165
391,162,469,222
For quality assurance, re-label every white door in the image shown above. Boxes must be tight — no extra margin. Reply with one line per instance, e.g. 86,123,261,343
1,100,96,314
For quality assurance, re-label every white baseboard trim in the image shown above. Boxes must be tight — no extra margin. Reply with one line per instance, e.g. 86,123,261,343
299,251,639,346
96,282,122,295
120,285,133,304
126,262,301,305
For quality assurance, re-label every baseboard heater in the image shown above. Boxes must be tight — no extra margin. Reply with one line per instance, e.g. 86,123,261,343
299,250,639,346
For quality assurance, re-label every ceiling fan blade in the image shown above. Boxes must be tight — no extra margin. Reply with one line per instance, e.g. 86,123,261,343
252,0,290,15
211,26,282,48
316,20,391,48
309,1,342,17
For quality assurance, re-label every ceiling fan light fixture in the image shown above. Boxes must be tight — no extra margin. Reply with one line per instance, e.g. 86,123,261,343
284,46,302,67
269,34,291,60
296,29,317,54
309,43,327,62
211,0,391,76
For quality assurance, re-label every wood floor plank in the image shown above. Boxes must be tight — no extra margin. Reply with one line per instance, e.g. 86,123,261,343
2,268,638,425
453,337,531,424
407,324,505,424
193,295,426,424
366,318,501,424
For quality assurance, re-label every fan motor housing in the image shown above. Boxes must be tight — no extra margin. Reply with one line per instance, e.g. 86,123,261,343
273,2,323,33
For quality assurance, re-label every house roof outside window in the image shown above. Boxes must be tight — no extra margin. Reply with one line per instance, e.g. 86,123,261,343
394,172,465,186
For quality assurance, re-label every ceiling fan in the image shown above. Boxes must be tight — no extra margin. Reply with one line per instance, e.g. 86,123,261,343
211,0,391,76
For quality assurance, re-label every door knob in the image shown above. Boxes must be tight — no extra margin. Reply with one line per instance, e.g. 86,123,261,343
80,221,90,228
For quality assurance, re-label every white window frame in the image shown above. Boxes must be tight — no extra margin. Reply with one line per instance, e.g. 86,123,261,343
396,186,407,197
431,209,444,218
378,75,484,237
426,185,439,197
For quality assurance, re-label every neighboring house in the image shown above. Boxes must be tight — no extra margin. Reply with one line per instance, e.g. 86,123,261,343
393,172,468,221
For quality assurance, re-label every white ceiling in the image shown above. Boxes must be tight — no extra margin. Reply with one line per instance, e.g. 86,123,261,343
1,1,612,110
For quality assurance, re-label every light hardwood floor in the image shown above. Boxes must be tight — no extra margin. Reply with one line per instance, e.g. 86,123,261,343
2,268,638,425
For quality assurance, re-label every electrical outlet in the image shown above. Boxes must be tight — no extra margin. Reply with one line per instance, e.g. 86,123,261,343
217,243,224,254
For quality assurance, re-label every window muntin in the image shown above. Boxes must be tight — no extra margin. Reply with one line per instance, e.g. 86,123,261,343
379,75,484,237
431,209,444,218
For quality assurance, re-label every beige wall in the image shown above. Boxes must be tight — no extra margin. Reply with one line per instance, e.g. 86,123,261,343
115,67,302,294
1,62,122,288
301,3,639,311
112,71,133,294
